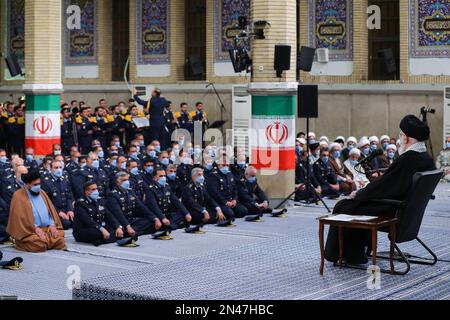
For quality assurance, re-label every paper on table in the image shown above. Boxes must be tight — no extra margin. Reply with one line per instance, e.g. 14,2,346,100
323,214,377,222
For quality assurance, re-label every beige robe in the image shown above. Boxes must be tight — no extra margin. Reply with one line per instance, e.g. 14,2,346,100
6,189,66,252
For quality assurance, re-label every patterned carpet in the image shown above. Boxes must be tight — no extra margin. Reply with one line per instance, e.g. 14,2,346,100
1,184,449,300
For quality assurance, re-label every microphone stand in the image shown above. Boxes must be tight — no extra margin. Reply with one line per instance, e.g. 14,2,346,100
207,82,227,130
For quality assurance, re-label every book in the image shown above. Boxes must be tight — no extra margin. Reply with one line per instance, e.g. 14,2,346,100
323,214,377,222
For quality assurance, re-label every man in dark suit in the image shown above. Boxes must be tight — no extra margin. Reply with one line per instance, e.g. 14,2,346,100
133,87,168,145
325,115,436,264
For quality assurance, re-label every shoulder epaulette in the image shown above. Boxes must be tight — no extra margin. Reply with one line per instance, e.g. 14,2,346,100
173,112,181,118
17,117,25,125
75,116,82,124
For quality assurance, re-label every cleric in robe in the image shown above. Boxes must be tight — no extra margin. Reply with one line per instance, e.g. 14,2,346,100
324,115,436,264
6,170,66,252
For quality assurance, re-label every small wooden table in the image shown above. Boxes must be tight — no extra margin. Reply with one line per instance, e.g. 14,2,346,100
318,216,398,276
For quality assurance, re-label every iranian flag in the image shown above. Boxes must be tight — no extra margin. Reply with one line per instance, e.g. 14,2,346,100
251,96,296,171
25,94,61,156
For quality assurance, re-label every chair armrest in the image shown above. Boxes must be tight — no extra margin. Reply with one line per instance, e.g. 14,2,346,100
367,199,406,207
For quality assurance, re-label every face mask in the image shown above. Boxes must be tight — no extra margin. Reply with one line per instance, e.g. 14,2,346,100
173,148,180,155
167,172,176,181
315,150,320,157
81,163,87,168
182,158,191,165
114,142,120,147
30,184,41,194
370,144,378,151
157,176,167,187
446,142,450,149
350,159,358,166
296,146,302,154
54,151,62,156
194,148,202,155
89,190,100,201
188,148,194,155
121,180,130,190
130,152,138,160
220,166,230,175
73,158,79,164
322,156,329,164
54,168,63,178
196,176,205,184
348,145,354,150
148,151,156,158
0,156,7,164
120,162,127,170
382,142,389,150
362,147,370,156
238,162,246,169
130,167,139,176
155,146,161,153
332,151,341,159
161,158,169,166
92,160,100,169
178,140,185,147
387,152,395,160
26,155,33,162
247,176,257,184
98,151,104,158
205,163,213,170
208,150,215,157
135,146,141,153
140,140,145,147
111,160,117,167
145,166,154,174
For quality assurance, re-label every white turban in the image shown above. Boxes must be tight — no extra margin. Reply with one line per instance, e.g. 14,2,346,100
358,138,370,148
298,138,306,145
380,135,390,142
347,136,357,144
329,143,342,151
320,140,329,147
335,136,346,142
386,144,397,152
369,136,379,143
319,136,329,142
349,148,361,157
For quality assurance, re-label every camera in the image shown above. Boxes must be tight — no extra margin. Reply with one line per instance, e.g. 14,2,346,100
421,106,436,115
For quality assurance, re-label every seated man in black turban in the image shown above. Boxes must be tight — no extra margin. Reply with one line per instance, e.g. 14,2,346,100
324,115,436,264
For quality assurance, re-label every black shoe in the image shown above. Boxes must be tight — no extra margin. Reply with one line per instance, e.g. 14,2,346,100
271,208,287,218
152,230,173,240
245,215,263,222
0,257,23,270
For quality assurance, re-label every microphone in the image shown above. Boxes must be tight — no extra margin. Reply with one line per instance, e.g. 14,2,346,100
356,149,383,167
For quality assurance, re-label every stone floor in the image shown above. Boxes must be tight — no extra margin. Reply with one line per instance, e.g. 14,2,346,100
1,183,449,300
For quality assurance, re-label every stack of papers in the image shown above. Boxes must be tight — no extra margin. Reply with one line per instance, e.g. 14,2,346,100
323,214,377,222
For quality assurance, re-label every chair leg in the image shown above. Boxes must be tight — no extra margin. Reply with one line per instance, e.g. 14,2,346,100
408,237,438,266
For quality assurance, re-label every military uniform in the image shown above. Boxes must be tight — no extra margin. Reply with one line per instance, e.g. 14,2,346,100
163,108,176,150
0,172,21,210
176,163,193,184
190,110,209,135
24,158,39,171
5,115,25,156
175,111,193,134
295,157,319,201
72,166,109,200
0,193,9,241
61,117,76,154
76,116,96,154
313,159,340,198
134,95,168,145
231,164,246,181
95,116,112,150
206,169,248,219
41,173,75,230
167,176,183,198
73,196,121,245
181,181,220,225
106,186,157,236
237,178,270,215
129,172,148,201
145,182,190,230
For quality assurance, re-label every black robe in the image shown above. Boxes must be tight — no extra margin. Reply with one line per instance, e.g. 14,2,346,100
324,150,435,263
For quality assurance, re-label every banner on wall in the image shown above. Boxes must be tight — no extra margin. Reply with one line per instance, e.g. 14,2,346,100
63,0,98,66
213,0,251,63
136,0,170,64
409,0,450,58
308,0,353,61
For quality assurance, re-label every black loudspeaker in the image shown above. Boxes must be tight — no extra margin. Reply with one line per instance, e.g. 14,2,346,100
274,44,291,77
298,46,316,72
377,48,397,74
298,85,318,119
188,54,204,76
5,52,23,77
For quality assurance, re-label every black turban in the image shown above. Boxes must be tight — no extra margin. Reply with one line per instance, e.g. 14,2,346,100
400,115,430,142
21,170,41,184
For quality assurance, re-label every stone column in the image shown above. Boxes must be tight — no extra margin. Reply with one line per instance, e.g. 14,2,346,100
23,0,62,156
248,0,297,202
